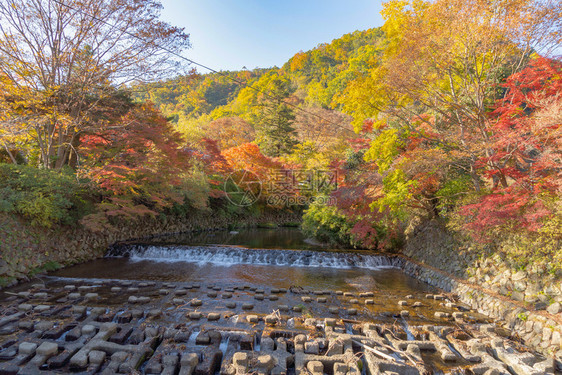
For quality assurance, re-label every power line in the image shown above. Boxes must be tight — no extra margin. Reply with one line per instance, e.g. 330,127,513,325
50,0,359,142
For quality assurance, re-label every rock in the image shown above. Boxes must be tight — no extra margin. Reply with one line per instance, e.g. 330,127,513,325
18,342,37,355
334,362,349,375
36,342,58,356
82,325,97,335
325,318,337,326
512,271,527,281
304,318,316,327
242,303,254,310
257,354,274,372
307,360,323,374
18,304,33,312
398,300,408,306
34,321,54,331
511,291,525,301
233,352,248,367
89,350,106,365
365,299,374,305
72,305,87,315
190,299,202,307
547,302,562,314
265,315,277,325
247,315,259,323
207,313,220,321
181,352,199,367
304,341,319,355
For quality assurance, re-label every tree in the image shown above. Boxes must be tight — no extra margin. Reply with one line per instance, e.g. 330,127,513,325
204,117,255,150
79,102,192,230
460,56,562,241
221,143,282,183
339,0,562,191
0,0,190,169
253,76,297,157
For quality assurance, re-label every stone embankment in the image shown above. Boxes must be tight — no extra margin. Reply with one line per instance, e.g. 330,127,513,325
400,220,562,364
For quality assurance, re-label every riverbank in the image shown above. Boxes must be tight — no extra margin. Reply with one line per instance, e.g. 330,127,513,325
0,211,302,287
399,220,562,360
2,213,561,362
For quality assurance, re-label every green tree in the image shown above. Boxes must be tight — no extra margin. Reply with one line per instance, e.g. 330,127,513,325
254,76,297,157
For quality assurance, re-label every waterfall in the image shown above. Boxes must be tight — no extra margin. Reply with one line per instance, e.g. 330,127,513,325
107,244,402,270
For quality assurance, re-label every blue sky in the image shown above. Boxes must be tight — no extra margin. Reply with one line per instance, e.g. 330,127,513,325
159,0,384,72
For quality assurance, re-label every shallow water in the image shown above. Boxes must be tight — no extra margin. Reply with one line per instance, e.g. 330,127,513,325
54,228,425,295
52,257,430,294
47,227,455,326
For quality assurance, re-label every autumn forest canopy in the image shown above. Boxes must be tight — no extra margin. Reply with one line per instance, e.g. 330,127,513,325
0,0,561,265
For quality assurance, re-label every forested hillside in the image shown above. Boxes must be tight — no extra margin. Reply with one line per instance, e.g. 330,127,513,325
1,0,561,279
131,28,385,160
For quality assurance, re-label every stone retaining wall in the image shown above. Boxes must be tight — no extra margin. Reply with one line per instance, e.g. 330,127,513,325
398,257,561,357
398,220,562,361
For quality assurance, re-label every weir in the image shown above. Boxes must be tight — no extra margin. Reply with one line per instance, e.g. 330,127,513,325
109,244,403,270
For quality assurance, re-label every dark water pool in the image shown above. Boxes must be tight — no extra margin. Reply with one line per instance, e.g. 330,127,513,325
128,227,328,250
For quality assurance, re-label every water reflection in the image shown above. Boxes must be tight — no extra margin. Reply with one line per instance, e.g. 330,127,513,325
133,227,327,250
53,258,433,295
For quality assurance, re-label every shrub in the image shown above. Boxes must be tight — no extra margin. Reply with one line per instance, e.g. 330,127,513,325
302,199,354,247
0,164,94,227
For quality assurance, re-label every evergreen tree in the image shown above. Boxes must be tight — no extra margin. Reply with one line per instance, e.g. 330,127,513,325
254,77,297,157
